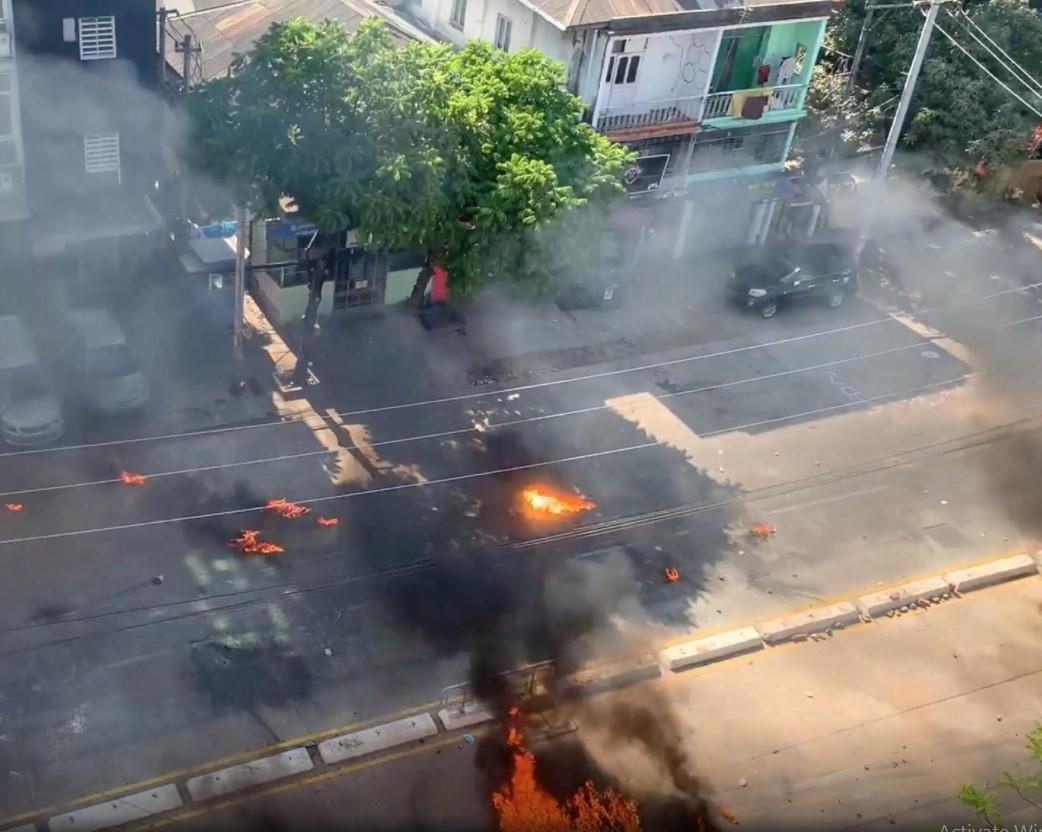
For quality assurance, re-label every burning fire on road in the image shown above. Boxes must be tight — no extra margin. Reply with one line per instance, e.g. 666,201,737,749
119,471,147,485
4,502,23,512
522,487,595,517
492,709,641,832
229,529,284,556
316,516,339,527
265,497,310,518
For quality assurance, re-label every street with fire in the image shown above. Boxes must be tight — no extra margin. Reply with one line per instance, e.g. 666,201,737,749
1,217,1042,830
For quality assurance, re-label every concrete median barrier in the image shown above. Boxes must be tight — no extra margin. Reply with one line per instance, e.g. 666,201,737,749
756,601,860,644
944,554,1039,594
659,627,764,671
47,784,182,832
318,713,439,765
564,656,661,695
857,576,950,617
186,748,313,802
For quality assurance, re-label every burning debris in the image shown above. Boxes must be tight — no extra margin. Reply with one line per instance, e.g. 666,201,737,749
749,521,776,539
522,487,595,517
316,516,339,527
492,709,641,832
4,503,23,512
119,471,147,486
229,529,284,556
265,498,310,519
664,567,680,583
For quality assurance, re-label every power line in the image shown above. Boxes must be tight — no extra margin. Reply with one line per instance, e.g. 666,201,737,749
6,305,1042,501
951,7,1042,96
0,366,1020,548
0,278,1039,462
5,400,1041,656
932,17,1042,120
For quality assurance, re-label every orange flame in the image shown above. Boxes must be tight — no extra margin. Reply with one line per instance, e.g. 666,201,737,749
522,487,595,516
664,567,680,583
4,503,23,512
119,471,147,485
229,529,284,556
750,521,776,538
265,498,310,519
316,516,339,527
492,712,641,832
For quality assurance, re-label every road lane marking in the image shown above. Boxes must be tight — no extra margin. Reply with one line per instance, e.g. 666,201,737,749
0,281,1039,461
766,485,891,516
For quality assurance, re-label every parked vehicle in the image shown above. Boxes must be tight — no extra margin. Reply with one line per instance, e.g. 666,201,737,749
0,315,64,446
729,241,859,319
63,308,149,412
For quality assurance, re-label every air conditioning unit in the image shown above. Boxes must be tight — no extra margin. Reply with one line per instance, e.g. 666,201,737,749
0,171,15,192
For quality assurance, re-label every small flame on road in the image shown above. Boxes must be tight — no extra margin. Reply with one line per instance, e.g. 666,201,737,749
522,487,595,516
265,498,310,519
664,567,680,583
4,503,23,512
750,521,776,539
119,471,147,485
229,529,284,556
492,707,641,832
316,516,339,527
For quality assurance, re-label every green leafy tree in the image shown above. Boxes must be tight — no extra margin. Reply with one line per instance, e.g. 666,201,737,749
958,722,1042,826
799,0,1042,189
187,18,632,298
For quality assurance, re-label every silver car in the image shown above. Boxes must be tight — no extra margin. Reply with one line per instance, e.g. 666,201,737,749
65,308,149,412
0,315,64,446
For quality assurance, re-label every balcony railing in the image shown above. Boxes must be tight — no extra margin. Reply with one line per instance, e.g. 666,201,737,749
594,95,703,135
701,83,805,121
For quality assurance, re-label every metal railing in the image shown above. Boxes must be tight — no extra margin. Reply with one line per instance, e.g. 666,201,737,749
701,83,805,120
594,94,703,134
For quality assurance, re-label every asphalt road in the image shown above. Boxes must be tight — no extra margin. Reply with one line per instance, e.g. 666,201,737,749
2,267,1042,820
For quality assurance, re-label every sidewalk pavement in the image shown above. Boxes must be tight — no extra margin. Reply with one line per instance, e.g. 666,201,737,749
168,574,1042,832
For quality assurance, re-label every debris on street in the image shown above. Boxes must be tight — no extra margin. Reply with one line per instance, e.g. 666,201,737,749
665,567,680,583
4,503,23,512
316,516,339,527
229,529,284,555
265,497,310,518
119,471,147,485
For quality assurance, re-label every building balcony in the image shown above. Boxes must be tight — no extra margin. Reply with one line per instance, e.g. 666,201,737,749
593,95,703,142
701,83,805,122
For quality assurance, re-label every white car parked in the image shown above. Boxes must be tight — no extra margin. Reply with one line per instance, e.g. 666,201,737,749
64,308,149,413
0,315,64,446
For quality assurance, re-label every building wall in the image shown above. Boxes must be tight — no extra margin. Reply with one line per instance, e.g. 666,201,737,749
0,0,27,222
12,0,160,223
592,29,720,123
413,0,570,63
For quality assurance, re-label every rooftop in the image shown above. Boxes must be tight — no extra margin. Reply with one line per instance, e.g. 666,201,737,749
526,0,837,30
167,0,427,81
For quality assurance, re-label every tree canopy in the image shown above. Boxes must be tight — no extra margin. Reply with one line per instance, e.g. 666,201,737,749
800,0,1042,189
188,18,633,295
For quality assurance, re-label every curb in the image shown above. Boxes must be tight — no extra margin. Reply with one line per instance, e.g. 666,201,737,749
10,552,1041,832
944,554,1038,594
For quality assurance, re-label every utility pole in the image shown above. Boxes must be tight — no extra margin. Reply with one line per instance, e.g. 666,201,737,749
180,33,193,93
233,205,247,361
847,3,875,92
157,7,169,87
855,0,941,261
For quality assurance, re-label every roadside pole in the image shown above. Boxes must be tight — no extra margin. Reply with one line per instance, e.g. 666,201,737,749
847,3,875,93
855,0,941,261
233,205,247,362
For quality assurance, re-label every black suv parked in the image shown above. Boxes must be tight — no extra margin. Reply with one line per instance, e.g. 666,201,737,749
729,241,859,319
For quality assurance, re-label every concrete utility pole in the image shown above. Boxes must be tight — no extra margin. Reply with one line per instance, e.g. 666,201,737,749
157,7,169,87
233,205,248,361
847,3,875,92
855,0,941,261
180,33,193,93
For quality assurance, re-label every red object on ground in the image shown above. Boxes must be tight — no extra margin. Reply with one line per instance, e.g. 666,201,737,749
430,266,449,303
4,503,23,512
120,471,147,485
665,567,680,583
317,516,339,527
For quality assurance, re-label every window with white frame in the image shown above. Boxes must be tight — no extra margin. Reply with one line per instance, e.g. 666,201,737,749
78,16,117,60
604,41,640,85
84,133,121,182
494,14,512,52
449,0,466,30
